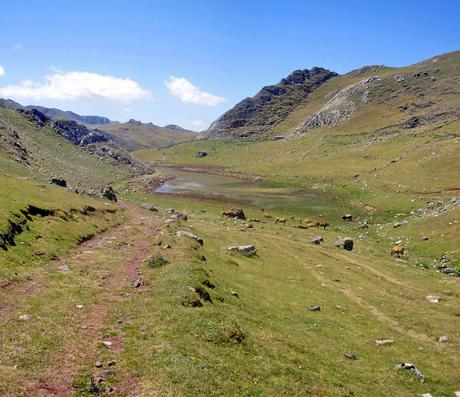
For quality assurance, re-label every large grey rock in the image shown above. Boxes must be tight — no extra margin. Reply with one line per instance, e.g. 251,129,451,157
176,231,204,245
228,245,257,256
335,237,353,251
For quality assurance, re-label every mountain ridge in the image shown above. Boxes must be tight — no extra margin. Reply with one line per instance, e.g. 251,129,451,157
207,50,460,140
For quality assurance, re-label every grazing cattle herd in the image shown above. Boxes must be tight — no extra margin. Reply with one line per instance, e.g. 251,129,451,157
221,208,409,257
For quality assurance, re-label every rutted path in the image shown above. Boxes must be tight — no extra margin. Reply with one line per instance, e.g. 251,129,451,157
0,202,162,397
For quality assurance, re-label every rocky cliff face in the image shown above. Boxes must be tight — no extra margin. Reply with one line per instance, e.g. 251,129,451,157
207,67,338,139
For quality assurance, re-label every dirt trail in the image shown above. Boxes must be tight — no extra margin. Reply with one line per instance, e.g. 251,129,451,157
2,202,163,397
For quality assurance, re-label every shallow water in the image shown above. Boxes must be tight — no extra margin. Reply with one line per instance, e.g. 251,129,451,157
154,167,345,217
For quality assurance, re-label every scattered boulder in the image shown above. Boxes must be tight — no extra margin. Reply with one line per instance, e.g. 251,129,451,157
421,235,429,241
341,214,353,221
228,245,257,256
357,221,369,229
196,151,207,157
395,363,424,380
433,253,459,276
335,237,353,251
95,361,103,368
19,314,30,321
176,230,204,245
50,177,67,187
171,212,188,221
438,335,448,343
426,295,441,303
375,339,394,346
107,360,116,367
394,74,405,82
182,286,204,307
230,290,239,298
102,186,117,202
308,305,321,311
165,208,175,214
344,353,358,360
309,235,323,245
141,203,158,212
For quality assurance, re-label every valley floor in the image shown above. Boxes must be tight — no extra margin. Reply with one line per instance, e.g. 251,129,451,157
1,182,459,396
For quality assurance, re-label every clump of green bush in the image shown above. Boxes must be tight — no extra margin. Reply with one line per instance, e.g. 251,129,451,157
146,254,169,268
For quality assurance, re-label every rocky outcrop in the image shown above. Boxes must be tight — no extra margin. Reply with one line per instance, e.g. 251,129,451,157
51,120,109,146
293,76,381,134
207,67,338,139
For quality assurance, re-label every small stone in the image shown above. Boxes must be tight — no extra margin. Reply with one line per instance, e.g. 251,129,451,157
19,314,30,321
230,290,239,298
308,305,321,311
102,341,112,347
117,319,123,324
95,361,103,368
438,335,448,343
421,394,433,397
309,235,323,245
107,360,116,366
163,244,172,249
425,295,441,303
375,339,394,346
100,370,112,380
344,353,358,360
76,304,84,309
58,264,69,271
421,236,429,241
132,279,142,288
395,362,424,379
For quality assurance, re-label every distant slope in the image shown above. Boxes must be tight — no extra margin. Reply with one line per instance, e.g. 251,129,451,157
99,119,200,151
208,51,460,140
25,105,110,125
207,67,338,139
0,107,146,190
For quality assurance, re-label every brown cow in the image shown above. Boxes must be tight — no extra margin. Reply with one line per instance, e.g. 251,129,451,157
315,220,330,230
221,208,246,220
390,246,405,257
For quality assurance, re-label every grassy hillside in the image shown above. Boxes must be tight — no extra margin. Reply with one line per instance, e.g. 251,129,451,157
0,107,129,190
99,120,200,151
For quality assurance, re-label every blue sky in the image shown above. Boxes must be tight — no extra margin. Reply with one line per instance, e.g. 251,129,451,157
0,0,459,130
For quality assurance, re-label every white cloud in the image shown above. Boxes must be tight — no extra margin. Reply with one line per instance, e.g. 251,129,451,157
0,66,4,77
13,43,23,51
165,76,224,106
190,119,208,129
0,70,153,102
